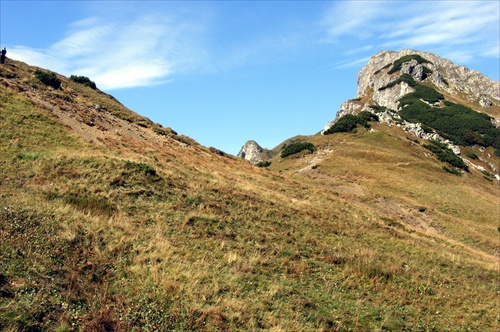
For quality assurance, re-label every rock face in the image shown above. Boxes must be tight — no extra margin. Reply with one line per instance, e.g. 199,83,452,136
237,140,274,164
355,49,500,104
326,49,499,127
323,49,500,142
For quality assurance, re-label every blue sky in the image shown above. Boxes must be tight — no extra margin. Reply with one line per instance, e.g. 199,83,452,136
1,1,499,155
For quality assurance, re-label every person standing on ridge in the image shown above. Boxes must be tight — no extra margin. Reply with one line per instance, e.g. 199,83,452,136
0,48,6,64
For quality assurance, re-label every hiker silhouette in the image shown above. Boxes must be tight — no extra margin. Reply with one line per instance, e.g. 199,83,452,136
0,48,6,64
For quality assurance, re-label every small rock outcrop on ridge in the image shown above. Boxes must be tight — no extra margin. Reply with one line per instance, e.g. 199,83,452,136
237,140,274,164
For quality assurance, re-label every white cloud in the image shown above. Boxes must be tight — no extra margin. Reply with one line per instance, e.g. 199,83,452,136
322,0,499,64
330,56,371,69
320,1,387,41
9,12,209,90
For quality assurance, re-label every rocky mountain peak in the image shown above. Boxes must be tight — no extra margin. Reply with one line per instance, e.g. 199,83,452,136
323,49,500,133
237,140,274,164
356,49,499,106
321,49,500,180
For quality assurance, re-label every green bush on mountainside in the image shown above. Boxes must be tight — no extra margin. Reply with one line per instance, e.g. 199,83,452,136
324,111,379,135
125,161,157,176
69,75,97,89
368,105,388,113
256,160,272,167
34,69,61,89
423,140,469,172
400,94,500,149
281,142,316,158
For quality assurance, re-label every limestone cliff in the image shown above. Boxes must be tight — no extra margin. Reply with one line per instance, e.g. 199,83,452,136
323,49,499,137
321,49,500,179
355,49,499,109
237,140,274,164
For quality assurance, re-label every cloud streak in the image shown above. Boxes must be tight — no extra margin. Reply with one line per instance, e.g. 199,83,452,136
9,12,208,90
322,0,499,66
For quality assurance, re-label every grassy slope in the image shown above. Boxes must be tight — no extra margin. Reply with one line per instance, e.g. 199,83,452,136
0,60,499,331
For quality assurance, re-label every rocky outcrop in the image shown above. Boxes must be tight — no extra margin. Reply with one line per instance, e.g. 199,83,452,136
322,99,363,133
237,140,274,164
355,49,500,103
402,122,461,155
323,49,499,140
320,49,500,182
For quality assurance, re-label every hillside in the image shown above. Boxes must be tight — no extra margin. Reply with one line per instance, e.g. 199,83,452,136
0,56,499,331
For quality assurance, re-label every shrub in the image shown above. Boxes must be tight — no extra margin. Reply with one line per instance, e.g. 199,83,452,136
443,166,462,176
406,137,420,144
256,161,271,168
399,97,500,149
379,74,416,91
357,111,379,127
481,170,493,178
424,142,469,172
209,147,228,157
410,84,444,104
174,135,198,146
466,152,479,160
324,114,358,134
324,112,378,135
374,63,391,75
125,161,157,176
369,105,388,113
69,75,97,89
281,142,316,158
388,54,432,74
35,70,61,89
422,66,433,76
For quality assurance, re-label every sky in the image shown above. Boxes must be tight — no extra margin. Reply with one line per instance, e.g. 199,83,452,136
1,1,499,155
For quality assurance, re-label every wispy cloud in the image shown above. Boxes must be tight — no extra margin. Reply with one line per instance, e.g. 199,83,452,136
330,57,371,70
320,1,385,41
322,0,499,66
9,12,209,90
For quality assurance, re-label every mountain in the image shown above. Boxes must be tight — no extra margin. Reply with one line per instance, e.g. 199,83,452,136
1,54,499,331
320,49,499,179
237,140,275,164
325,49,499,127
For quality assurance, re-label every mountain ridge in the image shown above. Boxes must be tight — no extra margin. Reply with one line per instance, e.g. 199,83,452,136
1,53,499,331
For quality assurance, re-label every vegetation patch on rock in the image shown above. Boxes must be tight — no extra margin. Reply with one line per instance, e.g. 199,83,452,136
388,54,432,74
400,94,500,149
423,140,469,172
324,111,379,135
